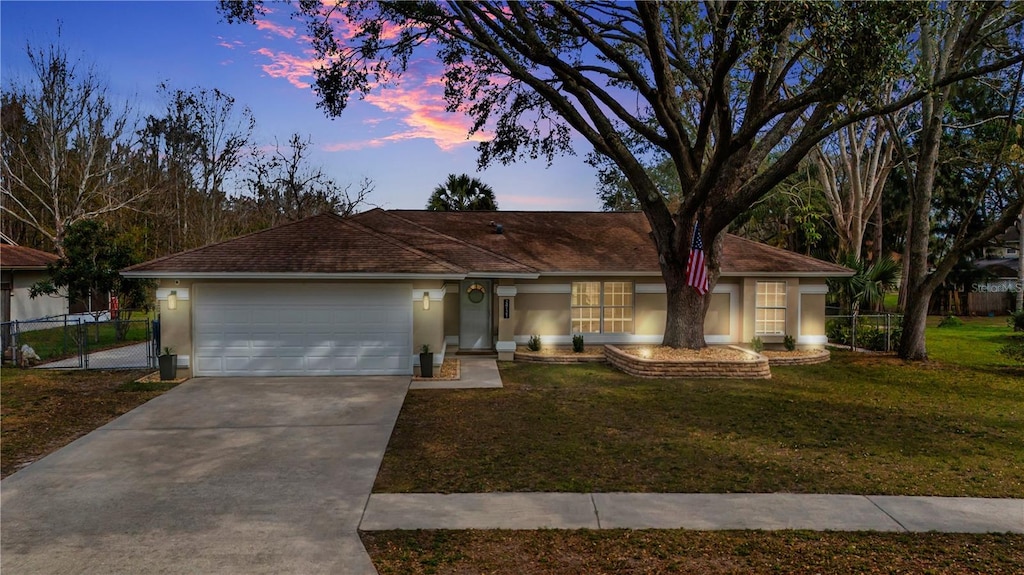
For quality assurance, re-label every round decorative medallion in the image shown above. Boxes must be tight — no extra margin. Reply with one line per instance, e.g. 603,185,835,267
467,283,485,303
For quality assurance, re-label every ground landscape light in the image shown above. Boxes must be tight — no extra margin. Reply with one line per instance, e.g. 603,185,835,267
167,290,178,310
422,291,430,311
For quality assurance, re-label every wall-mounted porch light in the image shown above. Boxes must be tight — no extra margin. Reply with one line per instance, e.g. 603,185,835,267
422,291,430,310
167,290,178,310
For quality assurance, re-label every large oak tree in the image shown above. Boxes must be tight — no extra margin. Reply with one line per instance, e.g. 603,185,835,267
221,1,1009,349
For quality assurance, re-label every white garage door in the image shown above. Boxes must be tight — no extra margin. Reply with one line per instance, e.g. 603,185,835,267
193,283,412,376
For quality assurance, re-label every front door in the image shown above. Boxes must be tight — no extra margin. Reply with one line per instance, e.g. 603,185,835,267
459,280,491,350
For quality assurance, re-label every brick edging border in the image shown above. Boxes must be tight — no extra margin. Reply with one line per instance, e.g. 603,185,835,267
604,344,772,379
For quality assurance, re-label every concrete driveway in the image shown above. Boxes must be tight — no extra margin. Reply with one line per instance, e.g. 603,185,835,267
0,376,410,574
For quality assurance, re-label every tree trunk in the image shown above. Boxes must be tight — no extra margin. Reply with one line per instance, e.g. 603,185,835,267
1018,209,1023,312
659,230,720,349
662,279,708,348
899,282,932,360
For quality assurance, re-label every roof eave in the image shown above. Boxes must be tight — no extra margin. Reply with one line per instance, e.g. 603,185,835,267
719,271,855,278
0,265,50,271
120,271,470,280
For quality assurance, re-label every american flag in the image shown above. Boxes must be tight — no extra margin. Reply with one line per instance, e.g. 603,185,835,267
685,221,708,295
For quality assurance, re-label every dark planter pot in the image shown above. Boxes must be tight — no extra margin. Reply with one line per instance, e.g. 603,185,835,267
159,354,178,380
419,352,434,378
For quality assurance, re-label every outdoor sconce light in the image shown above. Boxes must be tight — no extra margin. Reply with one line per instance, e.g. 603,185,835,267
167,290,178,310
422,291,430,311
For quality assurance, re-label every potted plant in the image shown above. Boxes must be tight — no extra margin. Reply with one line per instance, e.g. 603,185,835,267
419,344,434,378
159,346,178,381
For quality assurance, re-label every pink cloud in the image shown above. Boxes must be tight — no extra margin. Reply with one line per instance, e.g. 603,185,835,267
255,19,297,39
320,78,489,152
217,37,244,50
254,47,319,89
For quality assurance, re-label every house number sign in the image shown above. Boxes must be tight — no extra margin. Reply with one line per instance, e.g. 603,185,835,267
503,298,510,319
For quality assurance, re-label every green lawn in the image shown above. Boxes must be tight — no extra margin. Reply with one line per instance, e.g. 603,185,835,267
374,317,1023,496
927,315,1018,367
14,317,150,362
362,530,1024,575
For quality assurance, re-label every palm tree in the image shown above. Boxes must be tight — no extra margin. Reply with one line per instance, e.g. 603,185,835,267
426,174,498,211
828,253,902,314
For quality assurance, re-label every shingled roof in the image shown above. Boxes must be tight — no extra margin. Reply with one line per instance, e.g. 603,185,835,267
1,244,59,270
122,213,464,276
382,210,852,276
124,209,852,278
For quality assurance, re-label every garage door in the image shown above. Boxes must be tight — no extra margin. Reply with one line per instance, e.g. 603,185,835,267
193,283,412,376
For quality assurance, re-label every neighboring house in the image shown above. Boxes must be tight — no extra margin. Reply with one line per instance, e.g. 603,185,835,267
1,241,67,325
122,210,853,377
970,225,1021,315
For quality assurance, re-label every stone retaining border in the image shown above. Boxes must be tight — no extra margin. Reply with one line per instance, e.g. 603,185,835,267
604,344,771,379
765,349,830,367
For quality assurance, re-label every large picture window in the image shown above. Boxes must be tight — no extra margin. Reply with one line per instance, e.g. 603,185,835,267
755,281,787,335
571,281,634,334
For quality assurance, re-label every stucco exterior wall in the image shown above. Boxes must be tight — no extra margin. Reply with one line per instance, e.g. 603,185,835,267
800,293,827,339
705,292,731,336
443,282,459,339
798,278,829,347
158,279,193,366
10,270,67,321
514,292,571,336
635,293,665,335
412,280,445,362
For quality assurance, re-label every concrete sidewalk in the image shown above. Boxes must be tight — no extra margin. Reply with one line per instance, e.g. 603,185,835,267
361,492,1024,533
35,341,152,369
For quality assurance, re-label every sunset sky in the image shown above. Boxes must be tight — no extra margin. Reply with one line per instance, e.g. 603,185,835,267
1,1,602,211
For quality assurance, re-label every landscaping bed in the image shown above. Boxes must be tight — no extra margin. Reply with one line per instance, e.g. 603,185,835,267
363,530,1024,575
412,358,461,381
514,345,605,363
605,344,770,379
763,349,830,366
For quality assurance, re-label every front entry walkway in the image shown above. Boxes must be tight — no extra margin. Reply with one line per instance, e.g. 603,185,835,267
1,376,410,575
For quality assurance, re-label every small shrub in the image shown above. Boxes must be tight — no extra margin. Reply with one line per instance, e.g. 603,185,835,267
783,334,796,351
937,315,963,328
1008,310,1024,332
861,326,887,351
572,334,585,353
826,319,851,345
1000,336,1024,364
750,336,764,353
527,335,541,352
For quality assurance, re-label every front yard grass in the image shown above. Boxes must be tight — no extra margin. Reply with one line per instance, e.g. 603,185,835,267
362,530,1023,575
1,368,177,478
374,317,1022,496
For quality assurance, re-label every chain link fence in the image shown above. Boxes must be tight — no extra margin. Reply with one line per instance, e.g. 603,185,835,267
2,313,154,369
825,313,903,352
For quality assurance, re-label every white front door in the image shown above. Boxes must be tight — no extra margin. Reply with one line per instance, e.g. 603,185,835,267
459,280,491,350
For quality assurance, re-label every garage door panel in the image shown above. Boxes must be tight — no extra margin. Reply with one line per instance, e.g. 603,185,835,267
194,283,412,376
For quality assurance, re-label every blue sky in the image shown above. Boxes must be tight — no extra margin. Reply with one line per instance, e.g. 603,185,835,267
1,1,602,211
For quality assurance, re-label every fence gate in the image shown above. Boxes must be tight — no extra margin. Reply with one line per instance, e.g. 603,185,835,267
3,315,155,370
